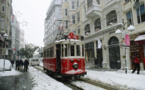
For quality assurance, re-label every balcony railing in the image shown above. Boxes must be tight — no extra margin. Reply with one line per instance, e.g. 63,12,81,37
86,4,102,18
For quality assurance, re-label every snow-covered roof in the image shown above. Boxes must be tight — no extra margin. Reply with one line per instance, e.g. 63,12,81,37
55,39,81,44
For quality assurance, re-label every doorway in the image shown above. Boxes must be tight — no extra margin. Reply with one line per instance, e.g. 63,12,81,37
56,44,61,73
108,36,121,69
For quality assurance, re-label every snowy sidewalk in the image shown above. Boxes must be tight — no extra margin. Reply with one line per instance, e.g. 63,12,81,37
0,67,72,90
85,69,145,90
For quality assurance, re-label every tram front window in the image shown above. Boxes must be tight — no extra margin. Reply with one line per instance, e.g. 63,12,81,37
71,45,74,56
76,45,80,56
65,44,67,57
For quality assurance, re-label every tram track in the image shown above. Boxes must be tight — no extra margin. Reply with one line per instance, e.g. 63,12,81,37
33,66,83,90
77,78,118,90
33,66,121,90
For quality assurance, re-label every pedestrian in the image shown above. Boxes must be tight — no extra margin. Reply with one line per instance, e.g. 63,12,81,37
11,59,14,67
24,59,29,72
19,59,24,66
132,54,140,74
16,59,20,70
19,59,24,71
94,56,98,68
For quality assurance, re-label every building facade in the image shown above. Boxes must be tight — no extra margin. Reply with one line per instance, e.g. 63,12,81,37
60,0,145,70
0,0,12,59
44,0,62,47
11,14,22,60
19,29,25,49
122,0,145,70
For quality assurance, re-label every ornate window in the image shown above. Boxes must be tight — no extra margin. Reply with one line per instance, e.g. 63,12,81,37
125,0,130,3
94,18,101,32
136,4,145,24
65,9,68,16
96,0,100,5
87,0,93,10
77,12,80,22
85,24,90,35
72,15,75,24
72,0,75,9
126,10,133,25
106,10,117,26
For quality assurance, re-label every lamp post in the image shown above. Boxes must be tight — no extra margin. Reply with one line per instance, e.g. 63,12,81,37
3,33,8,71
115,22,135,74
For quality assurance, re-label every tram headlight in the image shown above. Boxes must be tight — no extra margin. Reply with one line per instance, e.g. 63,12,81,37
78,59,80,62
73,63,78,69
71,59,73,62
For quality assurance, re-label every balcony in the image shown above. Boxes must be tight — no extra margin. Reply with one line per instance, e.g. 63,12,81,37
86,4,102,18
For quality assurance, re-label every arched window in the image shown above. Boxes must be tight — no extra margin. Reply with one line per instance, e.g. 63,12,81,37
106,10,117,26
87,0,93,9
85,24,90,35
94,18,101,32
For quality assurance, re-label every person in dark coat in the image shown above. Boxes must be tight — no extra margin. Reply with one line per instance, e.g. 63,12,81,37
16,59,20,70
24,59,29,72
94,57,98,68
132,55,140,74
19,59,24,66
11,60,14,67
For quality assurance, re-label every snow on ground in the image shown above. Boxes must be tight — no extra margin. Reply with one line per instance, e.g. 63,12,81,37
72,81,106,90
29,67,72,90
85,70,145,90
0,68,22,77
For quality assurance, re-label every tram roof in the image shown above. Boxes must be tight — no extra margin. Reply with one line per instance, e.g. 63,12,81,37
55,39,82,44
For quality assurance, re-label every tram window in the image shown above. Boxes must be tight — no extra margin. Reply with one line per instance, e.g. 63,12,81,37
71,45,74,56
47,48,49,57
44,49,47,57
82,45,84,56
62,44,63,57
76,45,80,56
65,44,67,56
50,47,53,57
43,50,46,58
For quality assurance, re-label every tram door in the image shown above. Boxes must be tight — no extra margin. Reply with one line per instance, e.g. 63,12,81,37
56,44,61,73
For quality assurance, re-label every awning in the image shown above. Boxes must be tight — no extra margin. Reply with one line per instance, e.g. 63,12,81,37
0,35,4,42
134,35,145,45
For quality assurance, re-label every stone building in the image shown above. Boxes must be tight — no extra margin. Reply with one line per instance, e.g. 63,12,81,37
44,0,62,46
60,0,145,70
0,0,12,59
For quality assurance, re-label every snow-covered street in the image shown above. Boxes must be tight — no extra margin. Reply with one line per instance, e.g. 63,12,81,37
84,69,145,90
0,66,145,90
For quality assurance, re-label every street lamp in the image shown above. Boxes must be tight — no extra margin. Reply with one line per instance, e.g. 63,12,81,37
115,22,135,74
3,33,8,71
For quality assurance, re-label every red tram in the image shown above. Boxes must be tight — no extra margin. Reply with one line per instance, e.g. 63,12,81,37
43,33,87,77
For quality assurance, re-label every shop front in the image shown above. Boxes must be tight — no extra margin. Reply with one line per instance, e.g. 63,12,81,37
130,34,145,70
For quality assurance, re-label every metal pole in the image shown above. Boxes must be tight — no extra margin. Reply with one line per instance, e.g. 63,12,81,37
125,47,127,74
3,39,6,71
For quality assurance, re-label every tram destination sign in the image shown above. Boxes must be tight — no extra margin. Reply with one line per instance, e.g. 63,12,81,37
68,32,78,39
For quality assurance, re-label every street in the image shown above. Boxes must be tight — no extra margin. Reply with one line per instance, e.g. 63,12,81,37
0,71,33,90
